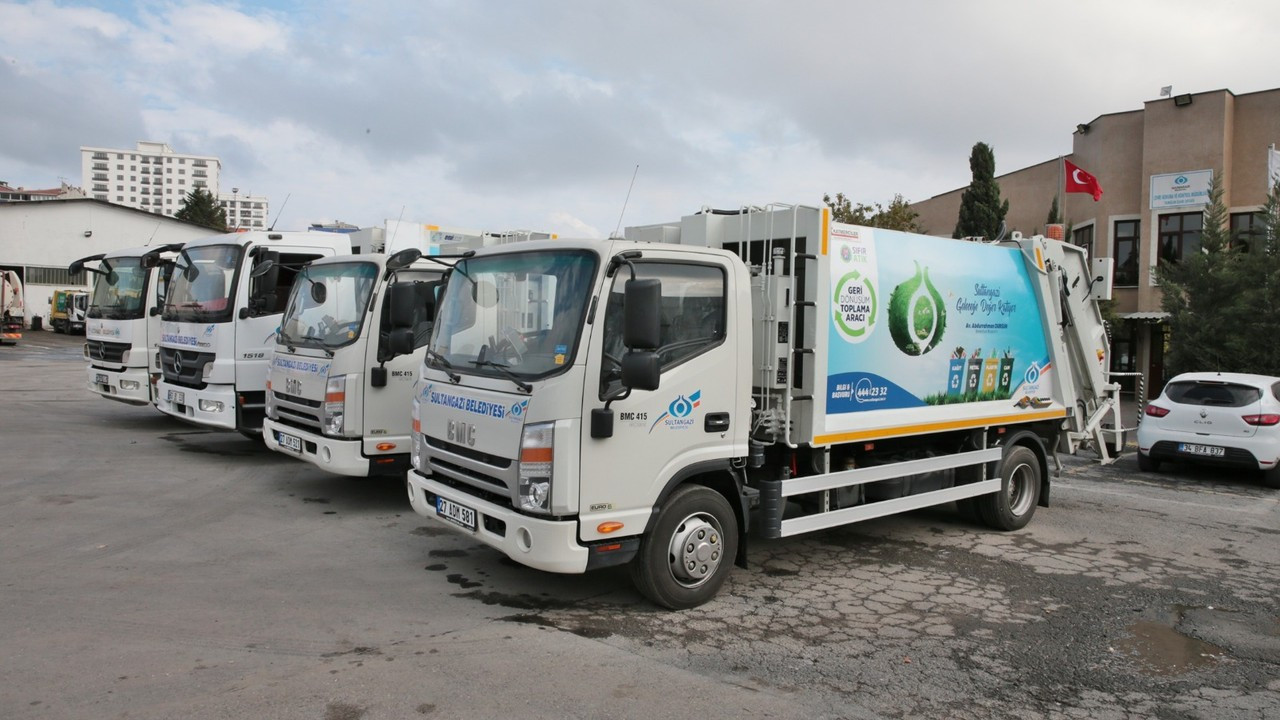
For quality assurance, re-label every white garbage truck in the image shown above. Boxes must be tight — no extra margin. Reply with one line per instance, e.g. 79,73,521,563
71,244,182,406
406,204,1121,608
261,249,451,476
155,231,352,437
262,230,552,476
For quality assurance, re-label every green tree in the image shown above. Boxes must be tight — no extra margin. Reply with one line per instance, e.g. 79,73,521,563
1156,174,1247,376
822,192,922,232
1047,196,1061,225
953,142,1009,240
175,188,228,231
1222,181,1280,375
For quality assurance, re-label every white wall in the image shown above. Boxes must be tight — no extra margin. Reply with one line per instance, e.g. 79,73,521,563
0,199,220,329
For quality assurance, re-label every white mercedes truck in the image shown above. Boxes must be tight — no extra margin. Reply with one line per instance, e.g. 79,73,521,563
406,205,1121,608
155,231,352,437
72,244,182,406
261,249,451,476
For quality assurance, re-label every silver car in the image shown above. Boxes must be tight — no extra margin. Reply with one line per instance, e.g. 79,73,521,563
1137,372,1280,488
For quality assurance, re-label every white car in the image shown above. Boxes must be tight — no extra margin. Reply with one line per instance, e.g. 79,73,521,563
1137,372,1280,488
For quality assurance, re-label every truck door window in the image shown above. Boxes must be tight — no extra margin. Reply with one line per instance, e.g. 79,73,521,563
599,262,725,397
252,252,323,315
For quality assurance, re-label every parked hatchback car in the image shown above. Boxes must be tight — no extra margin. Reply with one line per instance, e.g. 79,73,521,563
1137,372,1280,488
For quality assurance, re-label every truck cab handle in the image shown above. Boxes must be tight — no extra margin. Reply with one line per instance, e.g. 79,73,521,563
704,412,730,433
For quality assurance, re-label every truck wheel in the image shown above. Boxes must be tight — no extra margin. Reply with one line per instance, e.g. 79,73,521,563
1137,452,1160,472
630,484,738,610
978,445,1040,531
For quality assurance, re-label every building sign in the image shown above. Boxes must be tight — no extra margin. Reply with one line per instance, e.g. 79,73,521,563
1150,169,1213,209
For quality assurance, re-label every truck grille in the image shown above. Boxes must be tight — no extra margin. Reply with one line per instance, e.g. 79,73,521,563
86,339,130,364
271,390,322,431
159,347,215,388
425,435,512,469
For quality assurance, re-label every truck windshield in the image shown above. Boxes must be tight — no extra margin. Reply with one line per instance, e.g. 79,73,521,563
88,256,149,320
430,250,597,379
163,244,243,323
279,261,379,351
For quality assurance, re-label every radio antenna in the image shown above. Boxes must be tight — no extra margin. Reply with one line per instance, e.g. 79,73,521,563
267,193,291,231
387,205,406,250
612,164,640,238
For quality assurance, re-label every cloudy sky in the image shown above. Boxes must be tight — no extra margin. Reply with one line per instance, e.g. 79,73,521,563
2,0,1278,237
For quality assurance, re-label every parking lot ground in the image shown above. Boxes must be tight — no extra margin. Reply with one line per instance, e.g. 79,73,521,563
2,331,1278,720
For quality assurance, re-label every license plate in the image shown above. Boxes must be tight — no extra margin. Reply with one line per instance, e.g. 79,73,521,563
1178,443,1225,457
277,431,302,453
167,389,185,405
436,496,477,532
95,373,109,385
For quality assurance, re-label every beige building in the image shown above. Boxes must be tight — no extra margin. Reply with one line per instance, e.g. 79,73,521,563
217,190,269,230
911,87,1280,399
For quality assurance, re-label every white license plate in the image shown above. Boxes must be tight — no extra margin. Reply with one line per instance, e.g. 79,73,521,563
95,373,109,385
277,431,302,453
436,497,477,532
167,389,185,405
1178,443,1225,457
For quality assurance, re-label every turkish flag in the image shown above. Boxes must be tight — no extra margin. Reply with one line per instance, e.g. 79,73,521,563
1064,159,1103,201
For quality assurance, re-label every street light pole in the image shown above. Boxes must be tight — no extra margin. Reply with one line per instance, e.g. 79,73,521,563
231,187,239,230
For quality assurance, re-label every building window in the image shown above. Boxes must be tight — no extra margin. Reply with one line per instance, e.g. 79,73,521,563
116,196,123,201
1158,212,1203,264
116,153,123,159
26,266,87,285
1113,220,1140,286
116,164,123,170
1230,212,1259,252
179,158,186,164
92,152,108,160
1071,224,1094,257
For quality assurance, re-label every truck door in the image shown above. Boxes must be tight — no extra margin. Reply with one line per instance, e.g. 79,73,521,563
578,254,740,540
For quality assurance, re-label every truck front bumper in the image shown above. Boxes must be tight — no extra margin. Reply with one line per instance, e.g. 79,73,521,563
155,379,237,430
86,366,152,406
407,470,589,574
262,418,374,477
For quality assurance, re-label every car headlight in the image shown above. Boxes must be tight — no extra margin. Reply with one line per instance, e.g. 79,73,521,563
518,422,554,514
324,375,346,436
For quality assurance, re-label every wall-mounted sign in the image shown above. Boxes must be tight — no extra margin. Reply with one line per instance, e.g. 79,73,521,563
1150,169,1213,209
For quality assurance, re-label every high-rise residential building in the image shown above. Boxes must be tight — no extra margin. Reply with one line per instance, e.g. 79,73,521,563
218,190,270,230
79,141,222,217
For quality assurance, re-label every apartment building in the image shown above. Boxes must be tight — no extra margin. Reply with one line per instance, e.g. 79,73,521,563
217,190,269,230
79,141,221,217
911,87,1280,399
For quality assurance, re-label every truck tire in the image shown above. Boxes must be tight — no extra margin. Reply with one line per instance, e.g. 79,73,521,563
978,445,1040,531
1137,452,1160,472
630,484,738,610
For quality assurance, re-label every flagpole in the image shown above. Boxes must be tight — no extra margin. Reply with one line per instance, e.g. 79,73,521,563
1058,155,1064,227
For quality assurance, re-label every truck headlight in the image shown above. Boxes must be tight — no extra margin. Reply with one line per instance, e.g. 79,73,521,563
265,379,276,417
324,375,346,436
518,422,554,514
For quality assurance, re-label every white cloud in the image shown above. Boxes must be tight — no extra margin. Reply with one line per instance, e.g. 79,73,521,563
3,0,1280,233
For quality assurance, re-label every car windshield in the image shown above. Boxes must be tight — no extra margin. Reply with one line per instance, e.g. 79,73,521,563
88,256,149,320
279,261,379,351
163,244,243,323
429,249,597,379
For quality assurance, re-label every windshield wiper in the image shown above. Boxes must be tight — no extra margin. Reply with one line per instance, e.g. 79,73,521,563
425,349,461,383
292,334,336,357
470,359,532,393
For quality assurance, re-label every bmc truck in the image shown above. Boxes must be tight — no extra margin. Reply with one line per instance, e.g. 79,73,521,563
155,231,352,437
261,249,450,476
71,244,182,406
1,269,22,344
405,204,1121,609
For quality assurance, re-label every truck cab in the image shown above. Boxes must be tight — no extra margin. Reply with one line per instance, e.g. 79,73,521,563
72,244,181,406
154,231,352,436
262,249,448,476
1,269,23,344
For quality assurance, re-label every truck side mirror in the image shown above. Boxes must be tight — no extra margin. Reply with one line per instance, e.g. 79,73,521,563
387,327,415,356
621,351,660,391
387,282,418,329
623,278,661,350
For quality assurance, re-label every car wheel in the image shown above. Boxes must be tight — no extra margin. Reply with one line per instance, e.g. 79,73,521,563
1137,452,1160,472
630,484,738,610
1262,465,1280,490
